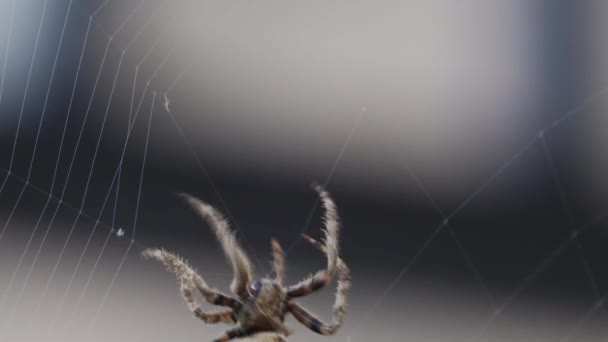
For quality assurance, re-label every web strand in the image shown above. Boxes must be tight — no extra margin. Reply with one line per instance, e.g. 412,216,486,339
558,296,607,342
163,106,265,268
86,242,133,331
0,0,16,196
2,2,607,340
63,91,155,335
46,19,184,327
0,0,75,318
33,0,163,324
86,92,156,331
46,50,127,332
0,0,15,107
404,165,495,306
34,36,114,323
3,15,94,328
355,86,608,336
470,209,608,341
284,110,364,255
0,0,50,245
539,134,602,299
61,53,142,328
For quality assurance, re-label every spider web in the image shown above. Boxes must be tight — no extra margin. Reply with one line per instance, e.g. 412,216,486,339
0,0,267,339
0,0,607,341
0,0,203,338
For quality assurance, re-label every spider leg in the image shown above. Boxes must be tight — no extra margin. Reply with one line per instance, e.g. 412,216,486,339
287,184,340,298
212,325,261,342
271,239,285,286
143,248,242,310
180,193,254,299
245,333,288,342
287,234,351,336
181,281,237,324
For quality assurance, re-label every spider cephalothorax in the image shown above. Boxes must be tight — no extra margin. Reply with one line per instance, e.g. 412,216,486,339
143,184,351,342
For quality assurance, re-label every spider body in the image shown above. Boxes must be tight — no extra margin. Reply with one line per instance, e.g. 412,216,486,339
143,184,350,341
237,279,288,332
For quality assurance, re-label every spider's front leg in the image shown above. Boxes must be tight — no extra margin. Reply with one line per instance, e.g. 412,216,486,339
287,184,340,298
271,239,285,286
180,194,254,300
143,248,243,313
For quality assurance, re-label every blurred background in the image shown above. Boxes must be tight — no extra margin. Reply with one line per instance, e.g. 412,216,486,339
0,0,608,340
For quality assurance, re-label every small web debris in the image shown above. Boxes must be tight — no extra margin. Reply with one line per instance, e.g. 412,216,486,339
116,228,125,238
164,92,171,113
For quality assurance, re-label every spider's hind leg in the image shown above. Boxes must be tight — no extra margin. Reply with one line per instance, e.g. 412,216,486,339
287,234,351,335
212,325,262,342
181,281,236,324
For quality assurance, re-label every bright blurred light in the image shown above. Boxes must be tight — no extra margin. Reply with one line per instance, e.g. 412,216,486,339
143,0,542,197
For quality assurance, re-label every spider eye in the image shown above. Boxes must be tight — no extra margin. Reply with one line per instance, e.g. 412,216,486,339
250,280,262,295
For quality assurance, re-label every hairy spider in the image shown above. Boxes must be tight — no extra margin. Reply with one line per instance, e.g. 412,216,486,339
143,184,351,342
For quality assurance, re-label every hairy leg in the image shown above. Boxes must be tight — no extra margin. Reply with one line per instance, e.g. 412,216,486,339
287,184,340,298
212,325,262,342
143,248,242,310
288,234,351,335
181,282,236,324
180,194,254,299
241,332,287,342
271,239,285,286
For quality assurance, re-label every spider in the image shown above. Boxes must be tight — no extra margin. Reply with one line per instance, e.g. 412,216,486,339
143,184,351,342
